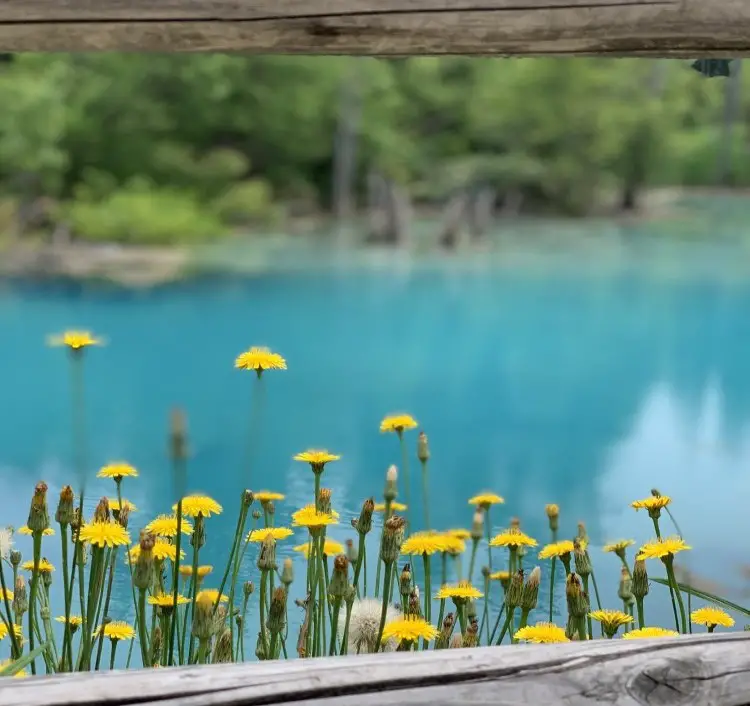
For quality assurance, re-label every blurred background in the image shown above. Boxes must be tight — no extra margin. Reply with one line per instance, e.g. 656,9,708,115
0,55,748,632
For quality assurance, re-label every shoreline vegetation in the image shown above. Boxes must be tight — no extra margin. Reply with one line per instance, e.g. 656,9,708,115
0,337,746,678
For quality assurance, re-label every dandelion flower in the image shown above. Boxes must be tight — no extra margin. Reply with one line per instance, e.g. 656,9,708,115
0,588,13,601
126,541,184,564
380,414,418,434
174,495,222,518
490,528,538,549
446,528,470,541
97,463,138,482
95,621,136,641
514,622,570,644
21,559,55,573
246,527,294,543
79,522,130,549
589,609,634,636
0,623,23,641
196,589,228,604
294,450,341,476
489,571,510,581
603,539,635,554
435,581,483,600
293,538,345,558
381,616,438,644
631,495,671,512
107,498,137,513
255,491,285,503
144,514,193,538
538,540,574,560
17,526,55,537
340,598,400,653
374,502,408,512
623,627,679,639
235,347,287,372
178,565,213,579
691,607,735,629
0,659,27,678
636,536,691,561
468,493,505,507
292,505,337,530
47,331,102,350
439,534,466,554
55,615,83,627
401,532,446,556
147,593,189,608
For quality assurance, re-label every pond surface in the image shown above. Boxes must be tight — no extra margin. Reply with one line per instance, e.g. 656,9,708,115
0,245,748,661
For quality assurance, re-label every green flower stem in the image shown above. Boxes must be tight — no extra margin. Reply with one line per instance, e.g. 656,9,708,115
186,528,203,663
581,575,595,640
455,599,467,636
137,588,149,667
489,600,506,644
0,558,20,660
125,619,137,667
665,557,688,633
352,532,366,599
94,546,119,670
196,638,210,664
317,551,327,654
636,597,645,628
27,532,43,674
340,599,353,656
485,508,492,571
652,516,662,539
168,496,184,666
375,562,394,649
258,569,270,658
454,553,463,582
576,616,587,641
58,524,72,669
468,539,479,584
328,597,342,656
227,510,251,664
374,500,391,599
548,557,557,622
480,572,490,645
422,553,431,650
179,575,194,664
420,458,430,531
512,608,531,644
80,546,106,670
398,432,410,534
109,639,118,670
496,607,514,645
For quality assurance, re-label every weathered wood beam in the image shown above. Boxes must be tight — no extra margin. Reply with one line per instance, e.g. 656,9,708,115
3,632,750,706
0,0,750,54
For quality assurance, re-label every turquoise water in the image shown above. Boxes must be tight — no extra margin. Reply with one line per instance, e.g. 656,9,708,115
0,254,748,661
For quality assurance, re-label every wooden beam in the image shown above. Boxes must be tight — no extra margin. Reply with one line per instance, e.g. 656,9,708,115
3,632,750,705
0,0,750,54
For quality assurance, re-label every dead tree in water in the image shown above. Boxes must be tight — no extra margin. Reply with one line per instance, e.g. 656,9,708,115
365,172,411,247
439,186,497,249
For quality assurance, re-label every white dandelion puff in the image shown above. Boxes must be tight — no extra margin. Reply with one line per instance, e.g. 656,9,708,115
0,527,13,559
339,598,400,654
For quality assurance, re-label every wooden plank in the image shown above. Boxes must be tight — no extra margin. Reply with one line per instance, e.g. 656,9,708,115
0,0,749,54
3,632,749,706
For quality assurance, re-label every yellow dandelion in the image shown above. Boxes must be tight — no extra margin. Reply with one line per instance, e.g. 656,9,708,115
97,621,136,641
439,534,466,554
381,616,438,643
17,526,55,537
196,589,228,604
22,559,55,573
126,541,184,565
97,463,138,481
401,532,447,556
0,588,13,601
55,615,83,627
174,495,222,518
589,610,634,633
0,658,27,678
293,538,345,558
691,607,735,629
235,347,287,372
292,505,338,529
47,330,102,350
255,491,285,503
374,501,408,512
434,581,484,600
623,627,679,639
490,528,538,549
514,622,569,644
107,498,137,513
446,528,471,541
538,540,574,560
147,593,189,608
144,514,193,538
79,521,130,549
468,492,505,507
636,536,691,561
294,449,341,465
489,570,510,581
603,539,635,554
0,623,23,641
380,414,418,434
178,565,213,579
631,495,671,511
246,527,294,543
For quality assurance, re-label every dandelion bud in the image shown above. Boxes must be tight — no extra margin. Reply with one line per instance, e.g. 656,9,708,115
212,628,233,663
449,634,463,649
169,408,188,461
266,501,276,517
267,586,287,634
345,538,358,565
566,573,588,618
257,537,277,571
192,592,214,641
243,580,255,599
380,515,406,565
510,517,521,531
565,613,577,640
409,587,422,617
417,431,430,463
42,562,53,588
632,559,649,600
470,512,484,542
27,482,50,533
255,631,268,660
436,612,454,649
651,488,661,497
133,531,155,590
506,570,524,609
281,558,293,587
357,498,375,535
344,584,356,607
618,566,633,604
151,624,162,664
212,605,228,635
521,566,541,611
329,555,349,599
75,541,88,568
252,510,262,521
13,576,27,616
191,514,205,550
573,540,591,577
10,550,21,568
55,486,75,526
462,618,479,648
467,599,477,622
317,488,332,515
545,504,559,533
384,465,398,503
400,564,412,596
94,497,110,523
118,506,130,530
242,489,254,509
481,566,490,580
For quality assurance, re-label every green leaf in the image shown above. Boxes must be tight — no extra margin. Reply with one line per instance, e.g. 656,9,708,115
0,641,51,677
652,577,750,617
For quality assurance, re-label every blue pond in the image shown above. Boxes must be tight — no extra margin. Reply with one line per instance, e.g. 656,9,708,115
0,250,747,661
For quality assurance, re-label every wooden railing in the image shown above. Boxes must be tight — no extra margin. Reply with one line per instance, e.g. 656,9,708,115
0,0,749,54
3,632,749,705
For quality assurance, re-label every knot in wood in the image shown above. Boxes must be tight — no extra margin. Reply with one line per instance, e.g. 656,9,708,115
627,656,708,706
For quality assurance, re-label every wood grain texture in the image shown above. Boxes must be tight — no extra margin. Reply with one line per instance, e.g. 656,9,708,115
0,0,749,54
2,632,749,706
